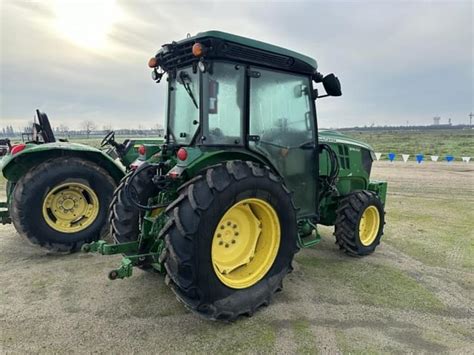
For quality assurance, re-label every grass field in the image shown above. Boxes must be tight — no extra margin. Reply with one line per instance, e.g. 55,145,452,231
344,129,473,158
0,131,473,353
6,127,472,158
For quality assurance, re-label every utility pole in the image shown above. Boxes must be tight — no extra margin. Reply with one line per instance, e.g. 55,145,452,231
469,112,473,128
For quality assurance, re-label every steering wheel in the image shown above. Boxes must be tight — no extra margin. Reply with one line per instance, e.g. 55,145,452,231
101,131,116,147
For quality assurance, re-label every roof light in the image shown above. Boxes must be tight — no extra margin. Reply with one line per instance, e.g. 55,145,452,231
148,57,158,68
177,148,188,161
138,145,146,155
192,43,205,57
10,144,26,155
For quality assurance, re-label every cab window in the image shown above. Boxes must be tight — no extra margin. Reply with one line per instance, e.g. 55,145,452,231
203,63,244,145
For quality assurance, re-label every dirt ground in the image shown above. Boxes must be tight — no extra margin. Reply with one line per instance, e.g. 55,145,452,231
1,161,473,354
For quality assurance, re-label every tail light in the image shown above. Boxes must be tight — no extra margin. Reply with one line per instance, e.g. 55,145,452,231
138,145,146,155
10,144,26,155
168,170,180,179
177,148,188,161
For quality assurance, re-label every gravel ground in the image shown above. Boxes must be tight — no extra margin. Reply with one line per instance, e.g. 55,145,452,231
0,161,473,353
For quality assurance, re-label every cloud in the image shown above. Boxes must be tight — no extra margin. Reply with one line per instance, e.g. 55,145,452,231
1,0,472,130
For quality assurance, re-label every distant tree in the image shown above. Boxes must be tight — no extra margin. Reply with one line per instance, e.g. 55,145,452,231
81,120,96,139
58,124,69,133
23,121,34,134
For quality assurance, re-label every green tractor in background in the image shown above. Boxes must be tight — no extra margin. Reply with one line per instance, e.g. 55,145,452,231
0,110,162,252
84,31,388,321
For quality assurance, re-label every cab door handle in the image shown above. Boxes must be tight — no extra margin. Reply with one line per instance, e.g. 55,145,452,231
299,141,316,150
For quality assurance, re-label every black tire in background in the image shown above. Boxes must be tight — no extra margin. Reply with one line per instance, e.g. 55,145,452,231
161,160,298,321
109,168,158,244
10,157,116,252
334,190,385,256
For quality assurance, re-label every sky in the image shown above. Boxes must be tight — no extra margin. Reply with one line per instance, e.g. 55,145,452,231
0,0,472,130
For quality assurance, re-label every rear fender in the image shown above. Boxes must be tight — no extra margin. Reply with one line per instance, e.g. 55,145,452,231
1,143,125,183
174,148,280,178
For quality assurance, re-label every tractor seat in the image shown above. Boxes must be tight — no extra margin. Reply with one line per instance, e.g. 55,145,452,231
35,110,56,143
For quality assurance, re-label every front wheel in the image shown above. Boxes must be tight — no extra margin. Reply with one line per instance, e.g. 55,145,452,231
10,157,116,252
162,161,298,321
109,167,158,244
334,190,385,256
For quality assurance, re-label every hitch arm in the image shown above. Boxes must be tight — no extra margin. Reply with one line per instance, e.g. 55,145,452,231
81,240,139,255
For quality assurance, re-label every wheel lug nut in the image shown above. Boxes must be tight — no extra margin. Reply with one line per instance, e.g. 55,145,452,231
231,240,236,244
227,221,231,226
220,225,224,230
235,232,239,236
233,224,237,229
217,233,221,238
219,241,223,246
225,244,229,248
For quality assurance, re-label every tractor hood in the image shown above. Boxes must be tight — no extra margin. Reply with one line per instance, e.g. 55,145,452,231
319,130,374,152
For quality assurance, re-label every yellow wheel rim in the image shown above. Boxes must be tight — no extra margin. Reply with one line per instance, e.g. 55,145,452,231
211,198,281,289
359,205,380,246
42,182,99,233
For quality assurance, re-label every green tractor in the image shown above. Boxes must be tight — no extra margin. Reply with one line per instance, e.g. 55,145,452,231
0,110,163,252
84,31,388,320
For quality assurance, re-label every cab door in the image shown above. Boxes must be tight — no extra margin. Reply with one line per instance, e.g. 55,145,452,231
248,67,317,216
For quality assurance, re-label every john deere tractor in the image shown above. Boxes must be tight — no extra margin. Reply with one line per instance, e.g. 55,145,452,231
84,31,387,320
0,110,163,252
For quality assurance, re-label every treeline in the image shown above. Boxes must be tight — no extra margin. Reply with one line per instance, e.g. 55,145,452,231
2,126,15,136
0,127,165,138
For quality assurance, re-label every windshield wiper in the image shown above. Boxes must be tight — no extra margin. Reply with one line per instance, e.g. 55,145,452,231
179,71,199,109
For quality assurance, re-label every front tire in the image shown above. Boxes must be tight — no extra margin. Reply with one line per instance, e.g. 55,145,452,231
11,157,116,252
109,168,158,244
334,190,385,256
162,161,298,321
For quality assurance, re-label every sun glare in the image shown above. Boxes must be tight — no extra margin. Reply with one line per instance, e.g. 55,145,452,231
53,0,122,50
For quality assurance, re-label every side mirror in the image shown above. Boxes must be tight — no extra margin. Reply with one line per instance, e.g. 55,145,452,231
322,74,342,97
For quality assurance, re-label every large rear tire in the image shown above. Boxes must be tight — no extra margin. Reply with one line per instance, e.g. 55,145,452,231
161,161,298,321
334,190,385,256
10,157,116,252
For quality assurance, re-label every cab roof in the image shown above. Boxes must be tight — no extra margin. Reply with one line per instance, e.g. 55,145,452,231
156,30,318,75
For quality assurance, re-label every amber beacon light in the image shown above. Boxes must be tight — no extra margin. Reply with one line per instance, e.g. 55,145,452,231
192,43,205,57
148,57,158,68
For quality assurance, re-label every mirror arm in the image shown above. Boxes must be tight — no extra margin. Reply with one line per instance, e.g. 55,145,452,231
312,89,329,100
312,71,324,83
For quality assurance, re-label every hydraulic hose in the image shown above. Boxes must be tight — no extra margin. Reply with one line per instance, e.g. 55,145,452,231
319,143,339,196
124,163,170,211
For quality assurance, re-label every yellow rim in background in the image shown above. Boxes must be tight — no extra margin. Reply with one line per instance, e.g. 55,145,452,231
358,205,380,246
211,198,280,289
42,182,99,233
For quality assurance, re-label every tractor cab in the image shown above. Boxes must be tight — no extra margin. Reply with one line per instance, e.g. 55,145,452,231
149,30,341,217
